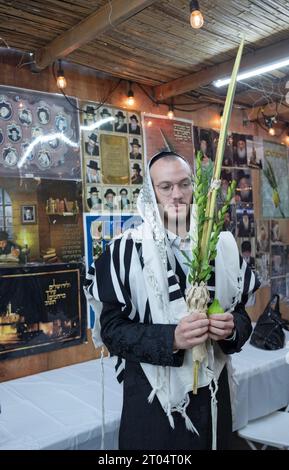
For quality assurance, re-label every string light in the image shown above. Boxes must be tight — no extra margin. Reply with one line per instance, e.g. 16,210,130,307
167,103,174,119
189,0,204,29
56,59,67,89
127,81,135,106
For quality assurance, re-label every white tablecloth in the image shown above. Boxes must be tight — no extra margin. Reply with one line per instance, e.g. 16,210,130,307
231,329,289,431
1,331,289,449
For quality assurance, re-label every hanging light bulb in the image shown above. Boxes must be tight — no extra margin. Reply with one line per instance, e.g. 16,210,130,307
167,103,174,119
268,127,275,136
127,82,135,106
189,0,204,29
56,59,67,89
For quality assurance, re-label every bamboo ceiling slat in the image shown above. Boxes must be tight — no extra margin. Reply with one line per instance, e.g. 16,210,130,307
1,0,289,104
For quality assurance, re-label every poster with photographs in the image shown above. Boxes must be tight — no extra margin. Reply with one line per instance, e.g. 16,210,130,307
84,213,143,327
143,114,194,167
261,141,289,218
0,85,80,180
81,101,144,213
232,133,251,167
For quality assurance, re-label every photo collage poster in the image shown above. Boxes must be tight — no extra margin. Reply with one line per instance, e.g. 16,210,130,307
0,86,87,358
193,126,289,305
80,102,143,214
84,213,142,327
0,86,84,266
0,85,80,180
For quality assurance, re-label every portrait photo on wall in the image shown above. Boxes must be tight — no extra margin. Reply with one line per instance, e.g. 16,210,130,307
143,114,194,167
0,264,86,360
246,136,264,169
114,109,128,133
256,220,270,253
234,169,253,204
86,159,101,184
0,86,80,180
270,219,288,245
130,162,143,185
232,133,249,167
21,204,36,224
129,137,142,160
236,203,255,238
238,237,256,271
98,107,114,131
128,113,141,135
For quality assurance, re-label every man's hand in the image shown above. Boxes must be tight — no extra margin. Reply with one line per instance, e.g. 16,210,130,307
208,313,235,341
174,312,209,350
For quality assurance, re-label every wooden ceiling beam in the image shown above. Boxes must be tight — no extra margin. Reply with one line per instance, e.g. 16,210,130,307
35,0,157,70
154,38,289,101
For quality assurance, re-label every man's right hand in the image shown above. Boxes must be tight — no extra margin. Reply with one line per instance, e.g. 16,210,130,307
173,312,209,350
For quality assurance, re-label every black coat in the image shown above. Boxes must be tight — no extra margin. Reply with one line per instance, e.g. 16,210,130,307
100,253,253,450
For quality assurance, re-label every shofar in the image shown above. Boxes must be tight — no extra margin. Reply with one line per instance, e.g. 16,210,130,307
186,281,210,394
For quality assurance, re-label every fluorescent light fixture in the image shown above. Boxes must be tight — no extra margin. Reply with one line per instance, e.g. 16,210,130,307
213,57,289,88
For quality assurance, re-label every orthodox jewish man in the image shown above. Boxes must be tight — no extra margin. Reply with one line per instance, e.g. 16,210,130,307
129,114,141,135
99,108,113,131
85,133,99,156
87,187,101,210
85,151,260,450
129,138,142,160
87,160,101,183
115,111,127,133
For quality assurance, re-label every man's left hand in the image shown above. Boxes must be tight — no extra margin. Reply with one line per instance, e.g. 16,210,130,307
208,313,235,341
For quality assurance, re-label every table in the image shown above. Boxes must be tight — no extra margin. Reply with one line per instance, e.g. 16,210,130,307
231,329,289,431
1,332,289,449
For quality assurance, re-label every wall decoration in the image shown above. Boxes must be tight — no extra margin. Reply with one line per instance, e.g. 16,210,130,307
144,114,194,167
21,204,37,225
261,141,289,218
256,219,270,254
0,263,86,360
84,213,143,327
246,136,264,169
80,101,143,213
0,86,81,180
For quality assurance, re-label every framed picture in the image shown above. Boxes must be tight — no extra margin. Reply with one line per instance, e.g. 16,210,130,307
21,204,37,224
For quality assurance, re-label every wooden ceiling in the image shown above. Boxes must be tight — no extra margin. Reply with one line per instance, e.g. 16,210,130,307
1,0,289,114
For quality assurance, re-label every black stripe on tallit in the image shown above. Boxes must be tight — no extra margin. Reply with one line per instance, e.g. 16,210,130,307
167,258,184,301
143,299,152,324
94,247,119,304
123,238,133,298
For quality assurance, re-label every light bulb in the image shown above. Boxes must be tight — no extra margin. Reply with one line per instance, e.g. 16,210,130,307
285,135,289,145
167,109,174,119
57,75,67,89
268,127,275,136
190,10,204,29
127,95,135,106
147,120,152,127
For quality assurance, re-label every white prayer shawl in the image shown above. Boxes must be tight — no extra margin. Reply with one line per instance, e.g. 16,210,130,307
85,155,257,448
